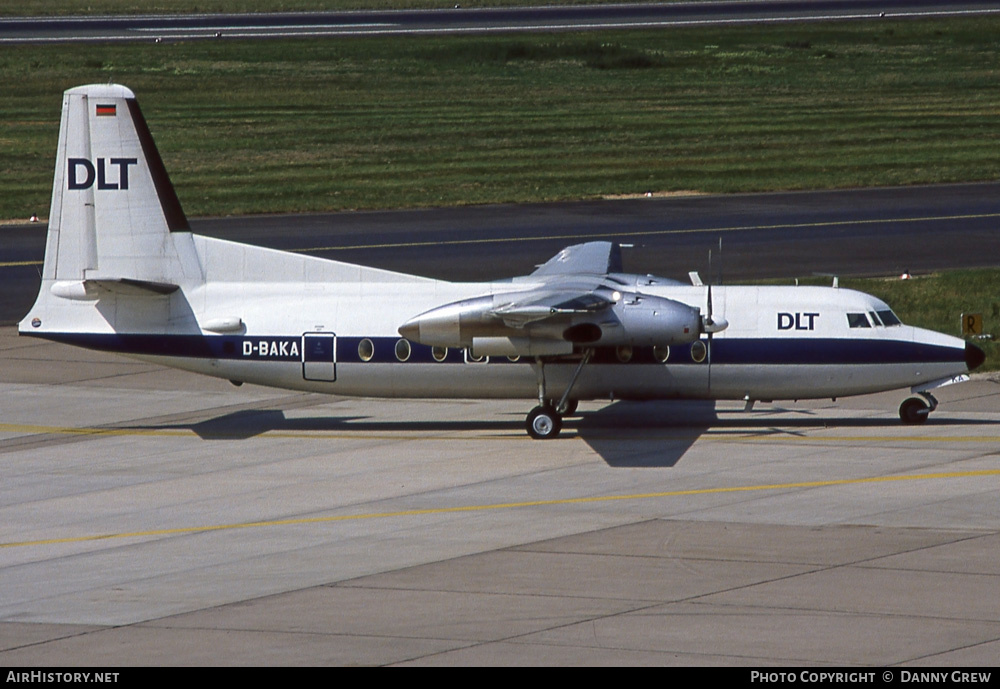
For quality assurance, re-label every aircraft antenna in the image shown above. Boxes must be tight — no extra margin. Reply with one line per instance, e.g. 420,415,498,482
705,246,715,330
718,237,724,286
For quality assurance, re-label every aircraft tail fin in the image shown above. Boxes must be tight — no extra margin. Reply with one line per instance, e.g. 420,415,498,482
20,84,434,339
41,83,201,287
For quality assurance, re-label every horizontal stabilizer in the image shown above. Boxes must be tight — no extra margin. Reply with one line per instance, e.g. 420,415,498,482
91,278,180,295
51,278,179,300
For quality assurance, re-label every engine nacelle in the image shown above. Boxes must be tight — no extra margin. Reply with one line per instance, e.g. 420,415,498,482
574,294,702,347
398,295,500,347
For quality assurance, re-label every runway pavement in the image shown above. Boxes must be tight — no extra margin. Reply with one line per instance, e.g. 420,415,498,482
7,181,1000,326
3,2,998,44
2,328,999,665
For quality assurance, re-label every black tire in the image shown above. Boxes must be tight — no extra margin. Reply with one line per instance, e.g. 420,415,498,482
899,397,929,425
526,405,562,439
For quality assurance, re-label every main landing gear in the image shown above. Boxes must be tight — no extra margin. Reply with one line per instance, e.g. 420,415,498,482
526,404,562,439
526,350,591,439
899,392,937,425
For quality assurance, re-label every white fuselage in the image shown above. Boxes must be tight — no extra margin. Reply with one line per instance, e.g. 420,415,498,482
20,84,976,416
22,232,971,405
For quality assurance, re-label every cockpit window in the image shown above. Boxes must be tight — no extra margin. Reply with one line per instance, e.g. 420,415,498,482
877,309,902,326
847,313,871,328
869,311,883,326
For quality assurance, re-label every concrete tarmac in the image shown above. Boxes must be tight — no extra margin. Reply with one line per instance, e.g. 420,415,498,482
2,327,1000,666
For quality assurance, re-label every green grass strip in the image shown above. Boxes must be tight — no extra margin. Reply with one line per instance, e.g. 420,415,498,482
2,18,999,220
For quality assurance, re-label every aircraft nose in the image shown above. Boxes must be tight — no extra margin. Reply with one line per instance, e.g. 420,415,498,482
966,342,986,371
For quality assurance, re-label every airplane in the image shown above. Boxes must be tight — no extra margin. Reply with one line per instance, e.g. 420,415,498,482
18,84,986,439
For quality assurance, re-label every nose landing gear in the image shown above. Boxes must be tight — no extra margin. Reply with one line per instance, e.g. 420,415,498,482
899,392,937,425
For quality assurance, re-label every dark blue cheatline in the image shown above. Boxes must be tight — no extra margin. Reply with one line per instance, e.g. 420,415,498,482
24,332,969,367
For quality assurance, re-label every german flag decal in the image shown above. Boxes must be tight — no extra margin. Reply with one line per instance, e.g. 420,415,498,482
96,104,116,117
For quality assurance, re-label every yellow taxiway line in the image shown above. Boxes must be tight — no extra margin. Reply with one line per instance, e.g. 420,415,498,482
3,469,999,550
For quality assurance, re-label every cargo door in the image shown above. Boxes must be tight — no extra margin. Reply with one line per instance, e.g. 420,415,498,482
302,332,336,382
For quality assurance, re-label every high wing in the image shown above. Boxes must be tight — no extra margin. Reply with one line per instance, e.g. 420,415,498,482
529,241,623,277
496,240,623,327
398,242,710,358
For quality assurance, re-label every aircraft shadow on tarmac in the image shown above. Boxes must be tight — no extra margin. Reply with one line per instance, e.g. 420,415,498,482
571,400,1000,467
123,400,1000,468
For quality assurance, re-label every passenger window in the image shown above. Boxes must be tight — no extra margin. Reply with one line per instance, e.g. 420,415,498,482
847,313,870,328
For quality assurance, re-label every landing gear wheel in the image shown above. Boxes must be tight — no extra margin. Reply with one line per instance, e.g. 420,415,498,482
899,397,930,425
549,399,578,416
526,405,562,439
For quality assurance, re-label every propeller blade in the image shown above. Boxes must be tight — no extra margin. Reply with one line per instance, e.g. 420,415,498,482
702,284,729,333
